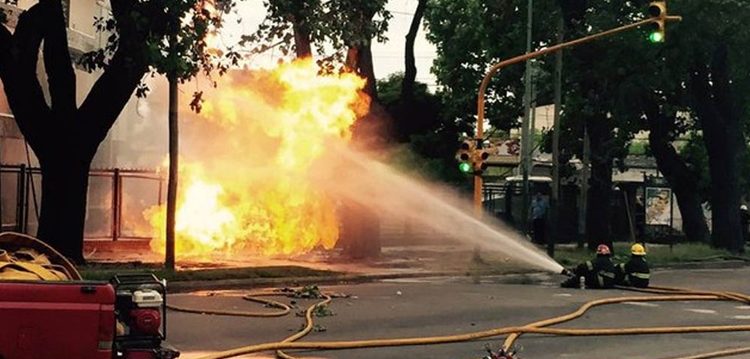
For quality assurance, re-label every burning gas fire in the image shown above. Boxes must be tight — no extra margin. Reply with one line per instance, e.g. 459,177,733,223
147,59,368,259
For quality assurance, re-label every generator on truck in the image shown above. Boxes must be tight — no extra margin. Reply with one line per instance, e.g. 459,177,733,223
0,232,179,359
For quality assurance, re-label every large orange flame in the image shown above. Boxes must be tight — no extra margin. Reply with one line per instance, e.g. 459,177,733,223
147,59,368,259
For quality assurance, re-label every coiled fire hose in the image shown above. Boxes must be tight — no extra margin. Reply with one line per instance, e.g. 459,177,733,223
168,284,750,359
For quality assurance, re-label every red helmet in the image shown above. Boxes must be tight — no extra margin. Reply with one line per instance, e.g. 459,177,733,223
596,244,611,255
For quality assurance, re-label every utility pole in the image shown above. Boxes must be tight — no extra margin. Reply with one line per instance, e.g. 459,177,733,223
578,127,590,248
550,15,564,258
520,0,534,233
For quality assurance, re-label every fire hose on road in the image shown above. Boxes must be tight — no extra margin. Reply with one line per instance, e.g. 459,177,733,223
168,285,750,359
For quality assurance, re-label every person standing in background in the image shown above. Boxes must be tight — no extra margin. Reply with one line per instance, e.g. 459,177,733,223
530,192,549,244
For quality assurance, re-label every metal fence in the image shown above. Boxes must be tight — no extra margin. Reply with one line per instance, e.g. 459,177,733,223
0,165,164,241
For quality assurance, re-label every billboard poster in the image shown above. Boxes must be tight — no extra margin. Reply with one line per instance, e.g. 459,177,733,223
645,187,672,226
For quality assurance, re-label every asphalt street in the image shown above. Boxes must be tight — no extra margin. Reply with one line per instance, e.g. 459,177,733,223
170,267,750,359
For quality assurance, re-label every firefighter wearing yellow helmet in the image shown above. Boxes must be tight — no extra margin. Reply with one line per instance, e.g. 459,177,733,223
614,243,650,288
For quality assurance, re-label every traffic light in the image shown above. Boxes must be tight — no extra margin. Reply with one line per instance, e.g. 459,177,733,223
458,140,474,174
457,139,493,174
647,1,667,43
477,148,490,173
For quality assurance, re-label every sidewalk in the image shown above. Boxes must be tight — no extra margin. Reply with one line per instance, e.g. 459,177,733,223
82,241,750,293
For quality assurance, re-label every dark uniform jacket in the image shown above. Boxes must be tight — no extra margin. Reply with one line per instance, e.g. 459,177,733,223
574,255,616,289
615,256,650,288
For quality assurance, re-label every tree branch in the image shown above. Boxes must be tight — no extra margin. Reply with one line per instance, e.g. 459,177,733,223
644,101,709,243
0,23,12,83
401,0,426,101
42,0,76,119
3,2,51,152
77,0,147,152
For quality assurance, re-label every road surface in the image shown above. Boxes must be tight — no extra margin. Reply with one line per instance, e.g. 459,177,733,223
169,267,750,359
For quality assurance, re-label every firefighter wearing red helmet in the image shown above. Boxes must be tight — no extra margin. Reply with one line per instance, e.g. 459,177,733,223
561,244,616,289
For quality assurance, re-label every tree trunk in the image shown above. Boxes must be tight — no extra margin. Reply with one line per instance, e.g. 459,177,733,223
165,76,178,270
690,45,745,253
36,156,91,264
645,108,709,243
357,44,378,100
703,130,743,252
339,202,381,259
400,0,427,101
341,42,385,258
292,20,312,58
585,120,613,252
1,0,151,262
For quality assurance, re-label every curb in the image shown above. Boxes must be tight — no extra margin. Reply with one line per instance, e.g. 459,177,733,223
167,269,542,293
653,259,749,271
165,260,749,293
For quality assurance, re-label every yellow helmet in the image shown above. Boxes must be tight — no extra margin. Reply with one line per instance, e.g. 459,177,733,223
631,243,646,256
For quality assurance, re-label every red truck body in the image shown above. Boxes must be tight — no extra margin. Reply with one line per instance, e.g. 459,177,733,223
0,280,116,359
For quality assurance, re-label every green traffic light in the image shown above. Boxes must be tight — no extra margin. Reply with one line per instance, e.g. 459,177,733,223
649,32,664,43
459,162,472,173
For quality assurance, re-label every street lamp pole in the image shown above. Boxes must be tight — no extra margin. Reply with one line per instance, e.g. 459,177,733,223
549,14,564,258
520,0,534,232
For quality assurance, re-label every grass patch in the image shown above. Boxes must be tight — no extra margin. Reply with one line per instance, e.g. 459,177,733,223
554,242,743,267
79,264,340,282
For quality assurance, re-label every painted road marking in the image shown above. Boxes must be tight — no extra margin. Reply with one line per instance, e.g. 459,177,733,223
736,305,750,310
553,293,573,297
623,302,659,307
731,315,750,320
686,309,717,314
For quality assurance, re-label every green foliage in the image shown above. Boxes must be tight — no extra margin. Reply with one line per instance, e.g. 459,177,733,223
378,73,443,141
79,0,241,103
377,73,467,185
555,242,739,267
682,132,750,205
326,0,391,46
628,141,648,156
239,0,324,57
387,143,466,186
291,285,324,299
424,0,559,132
241,0,391,68
312,304,335,317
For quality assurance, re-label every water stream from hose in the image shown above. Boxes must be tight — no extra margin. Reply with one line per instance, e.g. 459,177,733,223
311,144,564,274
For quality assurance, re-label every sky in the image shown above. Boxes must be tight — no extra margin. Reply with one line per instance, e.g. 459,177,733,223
224,0,439,88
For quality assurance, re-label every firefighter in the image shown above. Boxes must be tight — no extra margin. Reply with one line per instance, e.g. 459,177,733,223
614,243,650,288
561,244,616,289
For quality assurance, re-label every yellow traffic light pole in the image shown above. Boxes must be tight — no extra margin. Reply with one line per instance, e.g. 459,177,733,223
473,14,681,216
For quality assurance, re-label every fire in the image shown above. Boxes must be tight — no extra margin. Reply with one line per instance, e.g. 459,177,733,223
147,59,368,259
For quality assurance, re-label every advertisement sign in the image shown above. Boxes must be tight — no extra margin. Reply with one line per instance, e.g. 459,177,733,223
489,138,520,165
645,187,672,226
